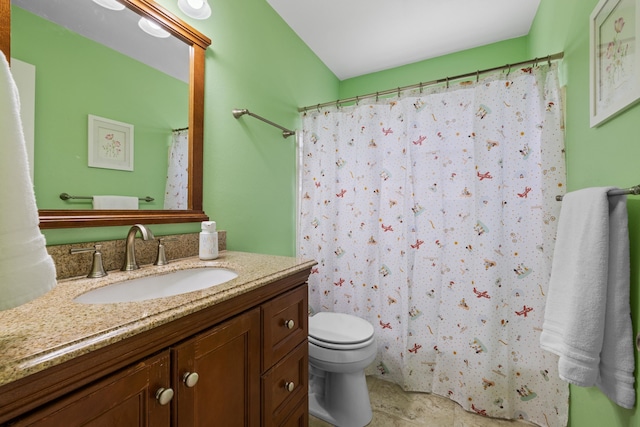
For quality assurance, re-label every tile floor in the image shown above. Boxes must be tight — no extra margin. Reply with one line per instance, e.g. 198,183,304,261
309,376,536,427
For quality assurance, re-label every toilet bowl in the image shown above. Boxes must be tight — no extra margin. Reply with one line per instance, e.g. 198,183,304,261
308,312,376,427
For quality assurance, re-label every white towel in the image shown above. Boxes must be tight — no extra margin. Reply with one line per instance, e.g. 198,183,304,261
0,52,57,310
93,195,139,210
540,187,635,408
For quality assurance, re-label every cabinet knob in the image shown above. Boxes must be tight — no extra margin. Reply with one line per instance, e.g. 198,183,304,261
284,319,295,329
285,381,295,392
183,371,200,388
155,387,174,405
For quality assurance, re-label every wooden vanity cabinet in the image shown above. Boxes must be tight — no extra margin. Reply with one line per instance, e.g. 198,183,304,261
171,284,308,427
171,284,309,427
1,272,310,427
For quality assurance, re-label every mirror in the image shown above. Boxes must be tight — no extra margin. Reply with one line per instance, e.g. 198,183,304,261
1,0,211,228
13,0,190,211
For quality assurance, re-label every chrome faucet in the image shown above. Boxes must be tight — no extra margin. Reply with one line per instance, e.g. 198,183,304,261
121,224,155,271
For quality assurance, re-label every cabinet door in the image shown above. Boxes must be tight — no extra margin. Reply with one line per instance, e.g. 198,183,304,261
12,351,171,427
173,308,261,427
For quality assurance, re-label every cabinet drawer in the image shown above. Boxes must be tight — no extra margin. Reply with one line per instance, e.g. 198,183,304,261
262,284,308,369
279,398,308,427
262,341,308,427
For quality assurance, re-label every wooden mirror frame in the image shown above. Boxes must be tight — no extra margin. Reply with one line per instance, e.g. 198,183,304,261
1,0,211,228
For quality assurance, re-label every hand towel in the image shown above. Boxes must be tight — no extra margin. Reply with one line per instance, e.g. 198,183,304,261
92,195,139,210
0,52,57,310
540,187,635,408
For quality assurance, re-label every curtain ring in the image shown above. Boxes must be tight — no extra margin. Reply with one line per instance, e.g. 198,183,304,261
356,96,359,105
336,100,340,110
376,92,379,102
476,70,480,83
547,55,551,66
506,64,511,78
419,82,424,93
317,104,321,112
446,77,449,89
397,87,401,97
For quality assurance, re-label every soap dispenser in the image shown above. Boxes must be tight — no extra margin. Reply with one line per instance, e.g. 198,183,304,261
199,221,219,260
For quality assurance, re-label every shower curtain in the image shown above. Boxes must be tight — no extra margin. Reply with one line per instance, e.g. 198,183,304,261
298,64,568,426
164,129,189,209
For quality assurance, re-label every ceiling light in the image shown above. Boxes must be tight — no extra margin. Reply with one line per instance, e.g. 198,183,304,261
138,18,171,38
177,0,211,20
92,0,126,11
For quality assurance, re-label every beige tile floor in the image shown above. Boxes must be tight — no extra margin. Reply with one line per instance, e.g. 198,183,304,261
309,376,536,427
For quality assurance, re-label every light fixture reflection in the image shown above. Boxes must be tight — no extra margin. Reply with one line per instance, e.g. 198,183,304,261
138,18,171,38
177,0,212,20
92,0,126,11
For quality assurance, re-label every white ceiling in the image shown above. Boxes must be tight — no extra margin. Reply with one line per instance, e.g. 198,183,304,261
266,0,541,80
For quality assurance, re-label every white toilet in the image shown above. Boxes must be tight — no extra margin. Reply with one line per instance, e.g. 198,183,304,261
308,312,377,426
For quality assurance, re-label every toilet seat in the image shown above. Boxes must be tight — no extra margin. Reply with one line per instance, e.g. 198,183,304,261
309,312,375,350
309,334,375,350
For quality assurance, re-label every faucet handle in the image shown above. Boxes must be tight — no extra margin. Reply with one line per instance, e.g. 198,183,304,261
71,244,108,278
154,238,177,266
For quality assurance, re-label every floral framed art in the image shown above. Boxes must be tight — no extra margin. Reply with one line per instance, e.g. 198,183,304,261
88,114,134,171
590,0,640,127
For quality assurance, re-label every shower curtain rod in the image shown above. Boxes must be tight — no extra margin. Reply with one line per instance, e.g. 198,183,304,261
172,126,188,132
299,52,564,112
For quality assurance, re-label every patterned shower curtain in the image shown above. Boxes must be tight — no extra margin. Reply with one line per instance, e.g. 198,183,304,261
298,64,568,426
164,129,189,209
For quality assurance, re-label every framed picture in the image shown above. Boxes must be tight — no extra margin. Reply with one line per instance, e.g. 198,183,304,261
88,114,134,171
590,0,640,127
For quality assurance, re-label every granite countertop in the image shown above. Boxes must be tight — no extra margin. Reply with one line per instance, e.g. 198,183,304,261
0,251,316,388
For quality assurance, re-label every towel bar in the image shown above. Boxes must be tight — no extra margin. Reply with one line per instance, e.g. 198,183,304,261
59,193,154,202
232,108,296,138
555,185,640,201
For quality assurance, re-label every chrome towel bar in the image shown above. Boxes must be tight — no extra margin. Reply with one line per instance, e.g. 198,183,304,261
555,185,640,201
59,193,154,202
232,108,296,139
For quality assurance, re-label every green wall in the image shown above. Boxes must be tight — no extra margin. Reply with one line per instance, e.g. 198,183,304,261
195,0,337,256
151,0,338,255
12,7,188,212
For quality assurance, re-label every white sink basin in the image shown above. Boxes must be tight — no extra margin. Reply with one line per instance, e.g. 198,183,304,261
74,268,238,304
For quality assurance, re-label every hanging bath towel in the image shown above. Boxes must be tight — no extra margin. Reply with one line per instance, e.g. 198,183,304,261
540,187,635,408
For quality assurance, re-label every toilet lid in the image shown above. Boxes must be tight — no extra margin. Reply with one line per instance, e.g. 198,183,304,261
309,312,374,345
309,334,375,351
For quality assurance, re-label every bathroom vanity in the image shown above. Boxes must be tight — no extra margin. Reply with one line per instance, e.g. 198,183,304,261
0,251,315,426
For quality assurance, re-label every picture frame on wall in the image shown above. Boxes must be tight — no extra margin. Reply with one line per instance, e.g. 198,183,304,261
88,114,134,171
590,0,640,127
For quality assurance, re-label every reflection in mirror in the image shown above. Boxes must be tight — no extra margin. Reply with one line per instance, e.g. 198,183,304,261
12,0,189,210
2,0,211,228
